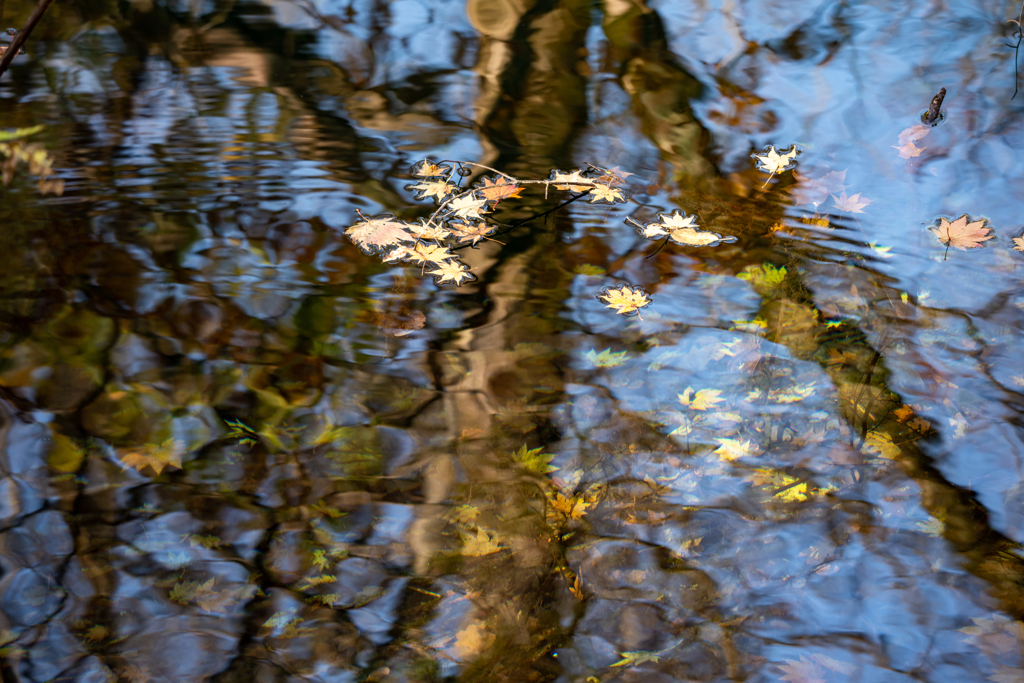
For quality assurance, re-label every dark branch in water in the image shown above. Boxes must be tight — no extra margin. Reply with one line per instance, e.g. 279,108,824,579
924,87,946,125
0,0,54,78
1007,0,1024,100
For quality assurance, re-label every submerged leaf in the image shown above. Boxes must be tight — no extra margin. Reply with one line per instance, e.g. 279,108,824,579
585,348,631,368
678,387,725,411
596,284,652,318
119,439,184,476
611,651,661,667
460,527,504,556
930,215,994,250
831,191,872,214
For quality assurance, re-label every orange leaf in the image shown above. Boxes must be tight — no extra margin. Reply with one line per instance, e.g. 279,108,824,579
930,215,994,250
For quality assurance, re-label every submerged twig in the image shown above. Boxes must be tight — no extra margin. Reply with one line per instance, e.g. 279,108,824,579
0,0,54,78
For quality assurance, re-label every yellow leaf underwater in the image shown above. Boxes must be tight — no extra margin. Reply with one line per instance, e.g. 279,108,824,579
596,284,652,318
678,387,725,411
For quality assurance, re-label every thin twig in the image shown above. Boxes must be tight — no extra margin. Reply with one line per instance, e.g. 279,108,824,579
1007,0,1024,99
0,0,54,79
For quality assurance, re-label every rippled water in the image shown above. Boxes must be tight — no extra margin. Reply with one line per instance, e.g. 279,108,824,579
1,0,1024,681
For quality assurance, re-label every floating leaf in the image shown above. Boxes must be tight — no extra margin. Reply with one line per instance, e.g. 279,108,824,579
588,183,625,203
596,284,652,318
412,159,451,177
1013,236,1024,252
408,179,457,202
344,214,416,254
752,144,799,185
426,260,476,286
549,169,592,192
930,215,994,250
449,220,501,245
448,194,490,220
629,211,732,247
476,176,523,205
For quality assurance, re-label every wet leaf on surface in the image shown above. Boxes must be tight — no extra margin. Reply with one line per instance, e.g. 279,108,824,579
426,259,476,286
344,214,416,253
596,284,652,318
448,194,489,220
752,144,799,185
409,179,457,202
412,159,452,177
476,176,523,205
550,169,592,192
931,215,994,250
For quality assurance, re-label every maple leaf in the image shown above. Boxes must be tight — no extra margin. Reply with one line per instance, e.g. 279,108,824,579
831,191,872,214
596,284,652,318
790,169,846,206
678,387,725,411
412,159,451,177
403,242,457,265
930,215,994,252
863,430,900,459
408,179,457,202
460,527,503,556
898,124,930,146
514,443,558,473
344,214,416,254
426,259,476,286
448,194,489,220
631,211,732,247
713,437,755,461
448,220,501,245
752,144,799,186
121,665,153,683
611,651,661,667
778,655,826,683
592,165,633,186
588,183,625,203
550,169,592,192
893,141,925,158
585,348,630,367
119,439,184,476
1012,236,1024,252
548,490,595,520
476,176,523,205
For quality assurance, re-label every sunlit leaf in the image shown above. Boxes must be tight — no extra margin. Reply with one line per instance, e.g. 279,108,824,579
585,348,631,368
514,443,558,474
343,214,416,254
930,215,994,250
476,176,523,205
713,437,755,461
1013,236,1024,252
426,259,476,286
0,125,44,143
596,284,652,318
678,387,725,411
738,263,787,292
412,159,451,177
863,431,900,459
408,219,451,241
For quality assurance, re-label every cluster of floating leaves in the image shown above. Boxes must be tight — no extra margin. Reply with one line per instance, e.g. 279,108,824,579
341,141,1022,323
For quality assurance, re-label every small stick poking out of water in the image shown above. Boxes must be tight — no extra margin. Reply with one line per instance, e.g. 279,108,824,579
924,87,946,125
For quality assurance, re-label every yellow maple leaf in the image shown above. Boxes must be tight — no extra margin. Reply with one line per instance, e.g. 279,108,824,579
460,527,503,556
426,259,476,286
678,387,725,411
596,284,652,318
713,437,755,461
448,194,489,220
408,179,457,202
864,431,900,459
412,159,451,177
588,183,625,203
1012,236,1024,252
